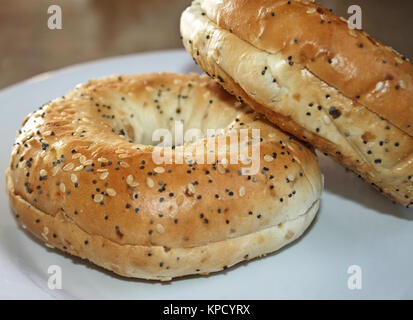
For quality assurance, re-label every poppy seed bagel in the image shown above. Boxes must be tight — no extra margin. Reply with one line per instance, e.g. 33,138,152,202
180,0,413,206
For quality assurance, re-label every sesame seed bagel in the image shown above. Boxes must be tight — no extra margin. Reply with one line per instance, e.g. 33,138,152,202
6,73,322,280
180,0,413,206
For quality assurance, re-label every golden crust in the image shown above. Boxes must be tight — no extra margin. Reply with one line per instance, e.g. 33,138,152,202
6,73,322,280
200,0,413,137
181,0,413,206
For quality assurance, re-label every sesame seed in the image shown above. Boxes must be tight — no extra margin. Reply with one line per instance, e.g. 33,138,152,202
41,226,49,240
100,172,109,180
83,159,93,166
73,165,84,171
126,175,134,185
264,155,274,162
59,183,66,193
94,193,104,202
119,161,129,168
106,188,116,196
395,57,404,64
187,183,196,195
323,115,331,125
239,186,246,197
52,167,59,176
147,177,154,188
154,166,165,173
63,163,74,171
70,174,78,183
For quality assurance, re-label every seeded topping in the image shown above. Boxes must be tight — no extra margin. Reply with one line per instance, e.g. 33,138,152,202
70,174,78,183
146,177,154,188
239,186,246,197
93,194,104,203
100,172,109,180
186,183,196,195
106,188,116,197
126,175,134,185
264,155,274,163
63,163,74,171
74,165,84,172
154,166,165,173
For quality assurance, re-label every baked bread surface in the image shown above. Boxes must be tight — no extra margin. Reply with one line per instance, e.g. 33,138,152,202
6,73,322,280
181,0,413,206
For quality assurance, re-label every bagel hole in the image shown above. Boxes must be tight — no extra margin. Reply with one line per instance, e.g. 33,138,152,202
105,91,243,147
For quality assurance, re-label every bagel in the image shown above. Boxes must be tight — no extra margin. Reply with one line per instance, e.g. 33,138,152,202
6,73,322,280
180,0,413,206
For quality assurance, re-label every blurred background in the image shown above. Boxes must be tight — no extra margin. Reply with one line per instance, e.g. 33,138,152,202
0,0,412,89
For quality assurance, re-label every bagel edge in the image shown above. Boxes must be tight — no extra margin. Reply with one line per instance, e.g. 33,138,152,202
180,0,413,206
7,173,319,280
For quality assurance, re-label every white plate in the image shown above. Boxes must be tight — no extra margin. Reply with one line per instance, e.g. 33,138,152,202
0,49,411,300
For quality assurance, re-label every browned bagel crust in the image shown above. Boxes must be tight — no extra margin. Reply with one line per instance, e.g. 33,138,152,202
6,73,322,280
181,0,413,206
198,0,413,137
